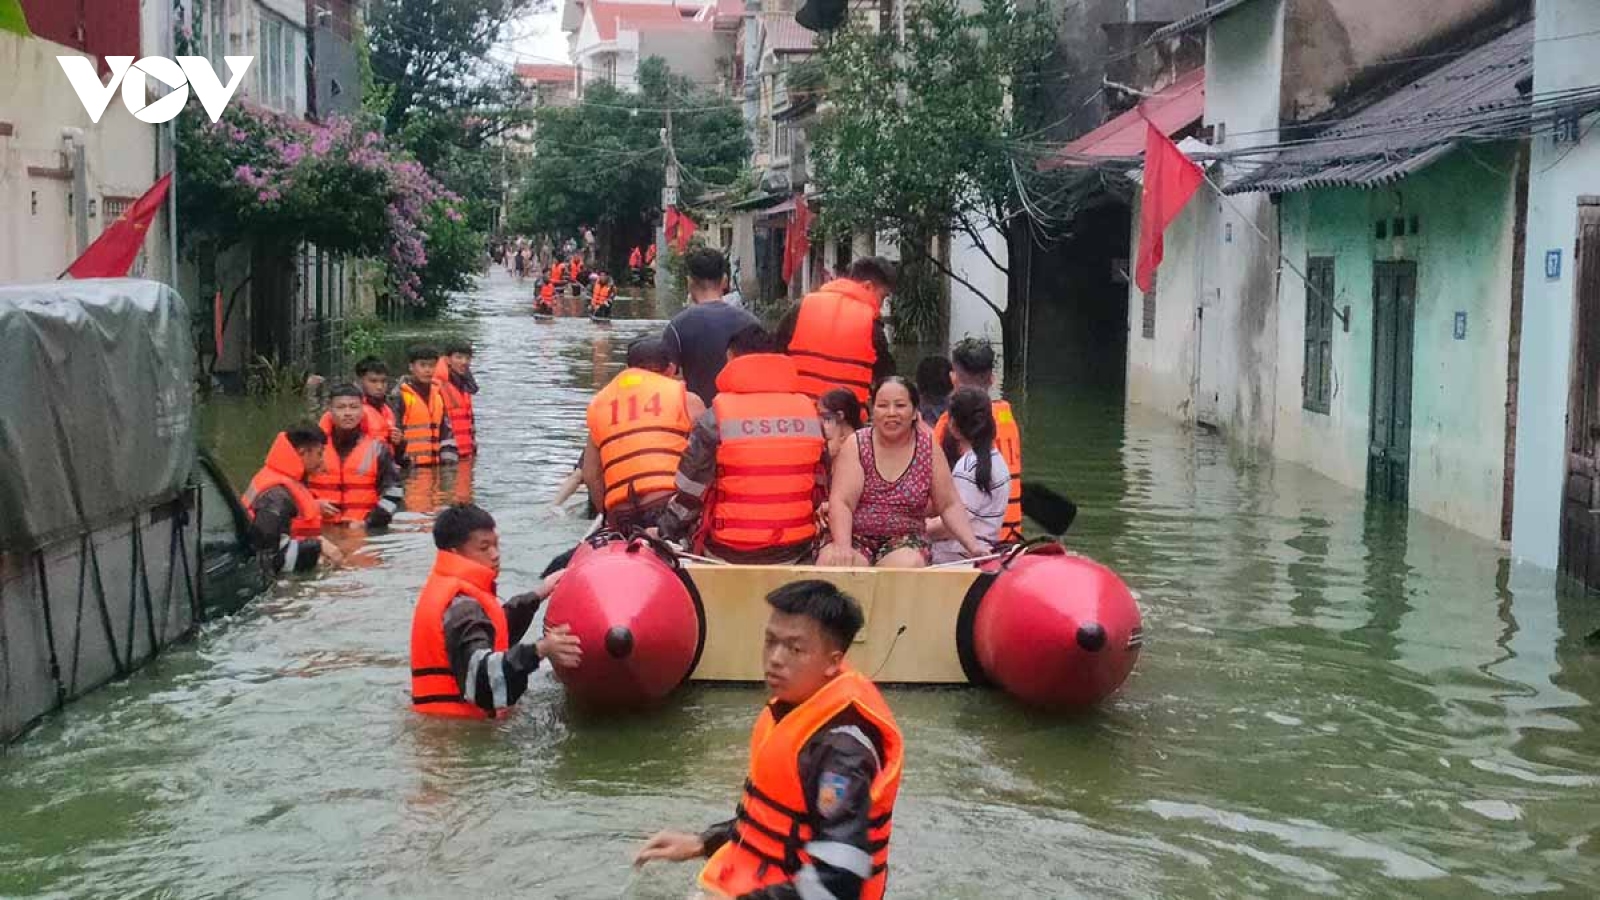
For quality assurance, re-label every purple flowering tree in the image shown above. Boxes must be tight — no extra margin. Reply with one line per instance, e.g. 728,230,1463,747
177,102,478,310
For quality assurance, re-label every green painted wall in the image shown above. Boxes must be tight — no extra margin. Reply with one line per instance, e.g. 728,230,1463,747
1274,144,1520,539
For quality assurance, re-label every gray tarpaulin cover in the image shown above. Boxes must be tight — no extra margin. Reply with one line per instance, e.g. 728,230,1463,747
0,280,194,552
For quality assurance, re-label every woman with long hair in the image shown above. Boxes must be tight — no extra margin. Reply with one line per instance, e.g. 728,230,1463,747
928,387,1009,563
817,377,985,568
818,388,865,460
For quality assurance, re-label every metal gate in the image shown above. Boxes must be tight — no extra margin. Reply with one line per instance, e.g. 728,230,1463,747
1561,201,1600,589
1368,261,1417,505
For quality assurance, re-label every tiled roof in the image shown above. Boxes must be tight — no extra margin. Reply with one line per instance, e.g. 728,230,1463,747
764,15,816,55
589,1,712,41
515,63,576,84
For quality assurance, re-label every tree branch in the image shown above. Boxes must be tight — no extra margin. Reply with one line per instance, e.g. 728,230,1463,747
902,239,1003,321
951,215,1010,276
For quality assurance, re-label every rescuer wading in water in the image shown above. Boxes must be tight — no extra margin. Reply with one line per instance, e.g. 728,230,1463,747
636,580,903,900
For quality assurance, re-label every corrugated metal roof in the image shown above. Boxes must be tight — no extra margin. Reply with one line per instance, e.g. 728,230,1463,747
1228,21,1533,194
1147,0,1259,44
1043,67,1205,169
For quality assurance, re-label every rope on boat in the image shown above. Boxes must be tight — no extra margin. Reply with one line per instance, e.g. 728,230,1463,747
928,551,1006,570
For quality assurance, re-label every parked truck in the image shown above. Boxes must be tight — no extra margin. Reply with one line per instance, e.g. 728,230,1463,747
0,280,263,743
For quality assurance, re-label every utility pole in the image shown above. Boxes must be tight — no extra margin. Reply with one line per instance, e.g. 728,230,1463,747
656,108,677,303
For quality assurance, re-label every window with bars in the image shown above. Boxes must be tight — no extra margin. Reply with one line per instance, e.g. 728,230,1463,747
1303,256,1335,414
102,196,133,221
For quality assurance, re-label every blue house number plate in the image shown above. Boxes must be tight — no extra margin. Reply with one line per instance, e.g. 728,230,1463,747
1454,311,1467,340
1547,249,1562,280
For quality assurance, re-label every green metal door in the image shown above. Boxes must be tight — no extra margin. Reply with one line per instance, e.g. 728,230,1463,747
1368,261,1417,504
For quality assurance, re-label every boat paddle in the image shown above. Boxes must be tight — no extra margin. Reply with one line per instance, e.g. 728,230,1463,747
1020,481,1078,536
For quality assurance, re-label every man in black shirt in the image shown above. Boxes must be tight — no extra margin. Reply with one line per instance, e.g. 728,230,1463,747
662,247,760,404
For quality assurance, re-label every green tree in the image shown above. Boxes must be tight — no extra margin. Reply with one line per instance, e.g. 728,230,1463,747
367,0,539,231
510,57,748,270
810,0,1064,379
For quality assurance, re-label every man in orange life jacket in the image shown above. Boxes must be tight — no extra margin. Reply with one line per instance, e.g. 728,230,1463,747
536,278,556,315
303,356,401,451
590,273,616,318
410,504,583,719
656,325,828,564
435,338,479,460
582,337,707,531
932,338,1023,542
355,356,404,450
242,424,344,574
636,580,902,900
775,257,899,405
388,344,459,468
310,385,403,529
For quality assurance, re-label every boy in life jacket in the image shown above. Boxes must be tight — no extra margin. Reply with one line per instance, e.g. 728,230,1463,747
388,344,459,468
355,356,404,450
436,338,479,460
409,504,583,719
655,325,828,564
636,580,902,900
311,385,404,530
242,423,344,574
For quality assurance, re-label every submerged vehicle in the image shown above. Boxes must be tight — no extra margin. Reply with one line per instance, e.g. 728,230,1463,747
0,280,263,743
546,536,1144,711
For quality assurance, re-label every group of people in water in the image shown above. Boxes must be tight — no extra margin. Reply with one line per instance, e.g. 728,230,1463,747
583,246,1023,571
235,245,1025,899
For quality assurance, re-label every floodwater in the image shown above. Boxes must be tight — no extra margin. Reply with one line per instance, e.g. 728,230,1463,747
3,270,1599,897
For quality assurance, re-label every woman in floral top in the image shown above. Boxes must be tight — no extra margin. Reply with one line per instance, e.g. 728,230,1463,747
817,377,985,567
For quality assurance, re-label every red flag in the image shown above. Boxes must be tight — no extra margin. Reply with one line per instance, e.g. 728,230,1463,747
1135,123,1203,293
66,173,171,279
782,194,812,283
665,206,699,253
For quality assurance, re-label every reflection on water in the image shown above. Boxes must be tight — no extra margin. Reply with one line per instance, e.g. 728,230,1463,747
1,272,1598,897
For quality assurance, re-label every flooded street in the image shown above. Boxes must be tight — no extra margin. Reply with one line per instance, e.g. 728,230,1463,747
3,270,1600,897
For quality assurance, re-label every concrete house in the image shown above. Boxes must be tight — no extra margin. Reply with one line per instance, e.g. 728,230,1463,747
0,0,172,285
1511,0,1600,586
1125,0,1533,541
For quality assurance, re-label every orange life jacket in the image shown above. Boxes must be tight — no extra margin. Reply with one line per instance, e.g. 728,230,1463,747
539,282,556,303
400,381,447,467
591,282,614,310
585,368,691,512
434,359,476,459
570,257,584,279
646,245,657,263
788,280,880,404
318,402,391,444
409,551,506,719
551,262,567,285
630,247,643,267
707,355,824,554
934,398,1023,540
699,665,903,900
241,432,324,539
308,425,384,524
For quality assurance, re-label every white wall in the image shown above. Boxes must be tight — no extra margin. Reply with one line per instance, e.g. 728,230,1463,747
1200,0,1284,447
1125,183,1215,421
0,32,166,285
1511,0,1600,571
947,223,1007,351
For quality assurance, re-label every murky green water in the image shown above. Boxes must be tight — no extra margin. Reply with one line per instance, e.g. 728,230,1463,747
4,272,1599,897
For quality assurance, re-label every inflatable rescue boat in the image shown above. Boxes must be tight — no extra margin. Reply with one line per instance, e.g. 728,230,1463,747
544,536,1143,711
